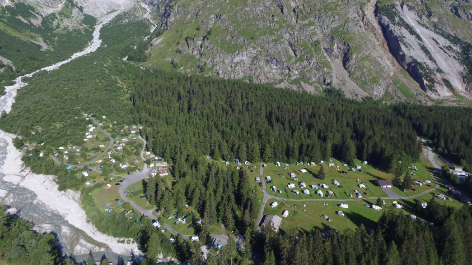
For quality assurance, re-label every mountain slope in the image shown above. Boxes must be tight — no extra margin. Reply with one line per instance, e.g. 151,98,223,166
0,0,96,91
144,0,472,103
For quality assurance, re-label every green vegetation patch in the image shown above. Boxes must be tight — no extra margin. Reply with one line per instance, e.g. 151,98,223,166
395,79,416,99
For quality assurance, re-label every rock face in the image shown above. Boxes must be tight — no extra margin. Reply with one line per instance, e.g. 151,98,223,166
377,3,470,99
144,0,472,102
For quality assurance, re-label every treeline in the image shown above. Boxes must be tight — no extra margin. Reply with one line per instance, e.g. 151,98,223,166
255,201,472,265
132,71,421,171
143,159,260,235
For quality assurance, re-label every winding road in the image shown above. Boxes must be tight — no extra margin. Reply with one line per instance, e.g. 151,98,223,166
49,128,449,241
48,119,230,244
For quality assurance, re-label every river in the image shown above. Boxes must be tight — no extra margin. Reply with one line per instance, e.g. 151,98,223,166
0,6,140,264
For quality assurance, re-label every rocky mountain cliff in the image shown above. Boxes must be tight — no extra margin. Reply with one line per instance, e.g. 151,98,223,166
143,0,472,103
3,0,472,103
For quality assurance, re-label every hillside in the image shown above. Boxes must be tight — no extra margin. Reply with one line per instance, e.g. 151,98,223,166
0,0,96,92
143,0,472,103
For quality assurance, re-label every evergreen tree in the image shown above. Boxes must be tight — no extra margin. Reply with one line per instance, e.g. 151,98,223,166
253,141,261,162
392,166,402,187
264,250,276,265
199,215,212,245
87,252,94,265
403,171,413,190
190,244,203,265
386,241,401,265
342,138,356,165
206,253,218,265
442,217,465,265
377,197,383,207
213,147,221,161
318,164,326,180
146,232,161,264
263,144,273,162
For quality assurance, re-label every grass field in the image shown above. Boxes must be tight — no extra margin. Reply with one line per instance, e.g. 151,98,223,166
263,198,397,233
245,156,438,200
247,159,396,200
90,178,126,211
263,190,464,234
259,149,465,233
125,181,155,210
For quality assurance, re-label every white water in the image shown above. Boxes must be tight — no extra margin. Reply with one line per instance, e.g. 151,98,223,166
0,4,141,260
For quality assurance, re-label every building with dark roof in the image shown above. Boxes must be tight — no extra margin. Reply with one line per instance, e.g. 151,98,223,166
376,179,393,188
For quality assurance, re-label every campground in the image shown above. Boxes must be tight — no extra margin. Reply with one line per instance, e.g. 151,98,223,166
259,147,465,233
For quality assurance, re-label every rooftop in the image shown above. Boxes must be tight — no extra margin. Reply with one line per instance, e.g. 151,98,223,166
262,215,283,232
376,179,393,186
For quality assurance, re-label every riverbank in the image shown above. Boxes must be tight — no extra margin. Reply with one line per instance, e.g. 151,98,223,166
0,130,141,256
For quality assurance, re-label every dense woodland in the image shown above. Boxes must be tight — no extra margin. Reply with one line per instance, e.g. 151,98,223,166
143,160,260,236
0,206,78,264
132,72,421,172
393,104,472,172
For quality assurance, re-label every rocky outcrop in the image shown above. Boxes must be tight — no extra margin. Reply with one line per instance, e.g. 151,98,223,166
377,3,471,99
142,0,472,101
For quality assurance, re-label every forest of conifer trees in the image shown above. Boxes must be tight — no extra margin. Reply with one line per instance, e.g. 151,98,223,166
132,72,422,172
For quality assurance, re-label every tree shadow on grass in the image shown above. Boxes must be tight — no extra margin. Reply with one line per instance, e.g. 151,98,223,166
365,172,383,180
368,179,379,187
306,168,319,179
345,211,376,230
400,199,419,214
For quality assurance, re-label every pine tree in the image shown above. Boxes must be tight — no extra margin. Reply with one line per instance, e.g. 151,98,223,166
213,147,221,161
190,245,203,265
87,252,94,265
342,139,356,165
264,250,276,265
403,171,412,190
263,143,273,162
318,164,326,180
442,217,465,265
146,232,161,263
206,253,218,265
253,141,261,162
392,166,402,187
224,206,235,232
199,215,212,244
377,197,383,207
386,241,401,265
